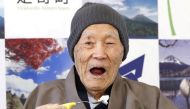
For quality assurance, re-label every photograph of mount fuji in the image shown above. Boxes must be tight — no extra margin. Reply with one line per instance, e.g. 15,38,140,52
159,40,190,109
82,0,158,39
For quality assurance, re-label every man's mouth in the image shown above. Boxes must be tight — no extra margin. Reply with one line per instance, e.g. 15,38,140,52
90,67,106,76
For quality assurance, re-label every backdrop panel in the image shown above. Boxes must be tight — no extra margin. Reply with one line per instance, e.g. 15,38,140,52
0,40,6,109
159,0,190,38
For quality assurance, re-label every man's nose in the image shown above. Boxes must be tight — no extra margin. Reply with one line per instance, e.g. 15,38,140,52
92,43,107,59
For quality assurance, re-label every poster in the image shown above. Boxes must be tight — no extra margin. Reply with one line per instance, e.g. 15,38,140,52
0,0,189,108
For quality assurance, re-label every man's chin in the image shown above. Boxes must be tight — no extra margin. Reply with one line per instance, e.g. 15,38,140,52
85,84,108,92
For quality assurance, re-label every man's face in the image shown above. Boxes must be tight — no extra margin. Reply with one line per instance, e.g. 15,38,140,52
74,24,124,93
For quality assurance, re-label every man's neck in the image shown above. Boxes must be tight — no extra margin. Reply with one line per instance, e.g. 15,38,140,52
87,90,105,100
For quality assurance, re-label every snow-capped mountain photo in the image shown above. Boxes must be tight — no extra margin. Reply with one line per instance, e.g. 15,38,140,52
162,55,187,65
159,40,190,109
160,55,189,77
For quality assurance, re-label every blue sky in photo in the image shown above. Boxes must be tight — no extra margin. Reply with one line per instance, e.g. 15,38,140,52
83,0,157,22
122,0,157,22
7,48,74,84
125,0,157,7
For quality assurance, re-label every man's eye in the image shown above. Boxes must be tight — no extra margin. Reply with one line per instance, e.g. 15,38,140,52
84,41,93,45
106,42,114,45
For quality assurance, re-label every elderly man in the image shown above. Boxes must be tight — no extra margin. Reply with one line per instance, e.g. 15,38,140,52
24,2,177,109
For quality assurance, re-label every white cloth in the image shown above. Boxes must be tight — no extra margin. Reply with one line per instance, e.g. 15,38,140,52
87,93,100,109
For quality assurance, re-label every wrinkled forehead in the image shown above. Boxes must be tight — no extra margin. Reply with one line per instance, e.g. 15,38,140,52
80,24,120,39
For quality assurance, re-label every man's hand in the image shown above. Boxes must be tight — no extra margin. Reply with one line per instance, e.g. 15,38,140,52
36,104,65,109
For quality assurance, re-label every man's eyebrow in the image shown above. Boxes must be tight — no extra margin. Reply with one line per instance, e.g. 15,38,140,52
81,31,95,37
81,34,94,40
105,31,119,38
